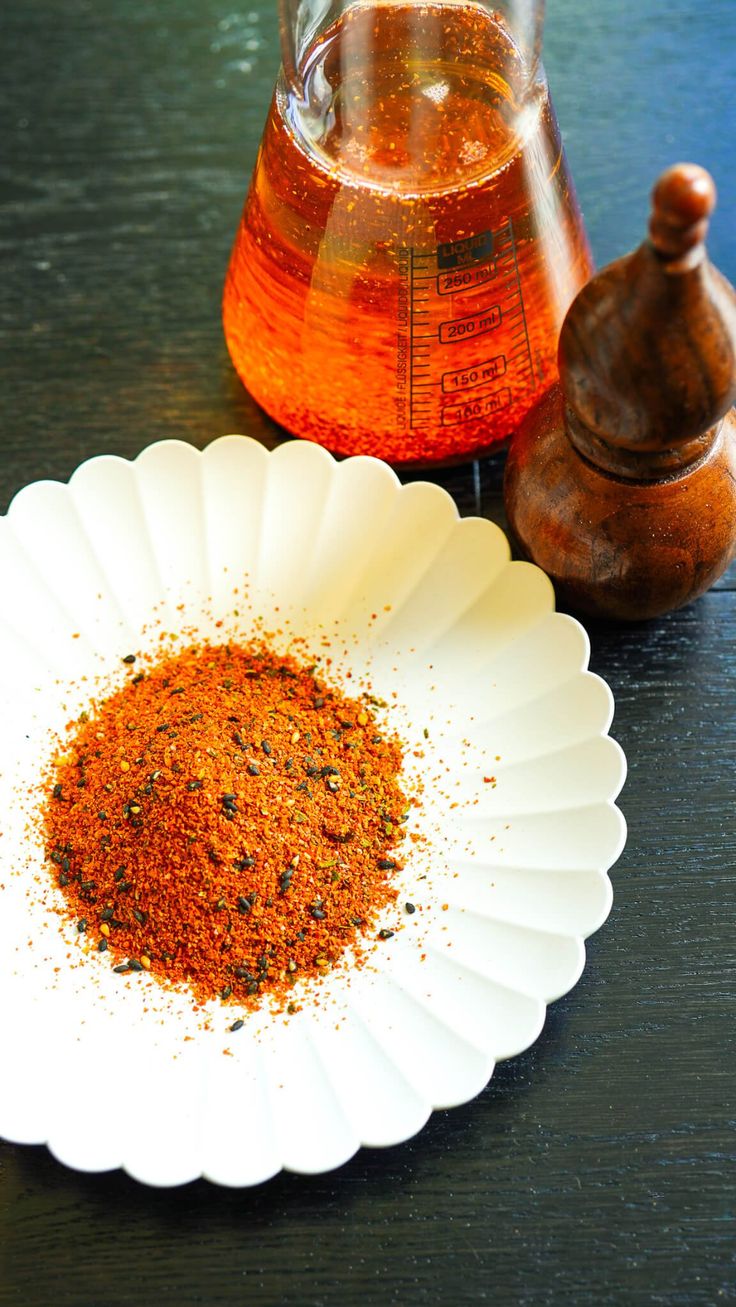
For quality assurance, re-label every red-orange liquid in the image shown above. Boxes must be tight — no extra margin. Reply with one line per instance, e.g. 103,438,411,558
223,2,593,465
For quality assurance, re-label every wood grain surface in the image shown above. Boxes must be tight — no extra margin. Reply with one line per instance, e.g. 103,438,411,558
1,1,735,1303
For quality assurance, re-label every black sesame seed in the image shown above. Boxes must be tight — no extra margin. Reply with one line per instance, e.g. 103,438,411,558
127,959,143,972
77,919,87,933
232,859,248,872
247,981,259,996
100,907,114,921
52,783,63,800
261,740,272,755
113,963,130,974
114,866,126,881
187,780,203,791
378,929,394,940
310,905,326,920
323,826,354,844
220,984,232,1000
229,1019,245,1032
247,763,260,776
58,872,70,887
122,653,136,664
377,859,397,871
98,938,108,952
405,902,416,914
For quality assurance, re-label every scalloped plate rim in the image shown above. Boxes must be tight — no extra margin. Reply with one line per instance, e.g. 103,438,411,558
0,434,627,1186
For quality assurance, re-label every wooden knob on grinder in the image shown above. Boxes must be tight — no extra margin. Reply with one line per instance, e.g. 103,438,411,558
558,162,736,480
648,163,716,261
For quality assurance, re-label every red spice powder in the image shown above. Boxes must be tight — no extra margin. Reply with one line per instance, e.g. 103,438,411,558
42,642,410,1009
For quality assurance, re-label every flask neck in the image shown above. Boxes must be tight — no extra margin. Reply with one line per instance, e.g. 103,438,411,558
277,0,545,105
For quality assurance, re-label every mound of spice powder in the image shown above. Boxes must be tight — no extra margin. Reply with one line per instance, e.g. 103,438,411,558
42,642,409,1008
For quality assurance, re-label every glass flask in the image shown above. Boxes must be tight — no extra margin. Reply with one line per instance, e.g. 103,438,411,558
223,0,593,466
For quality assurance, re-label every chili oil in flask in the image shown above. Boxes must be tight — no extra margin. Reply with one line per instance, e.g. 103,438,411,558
223,0,593,465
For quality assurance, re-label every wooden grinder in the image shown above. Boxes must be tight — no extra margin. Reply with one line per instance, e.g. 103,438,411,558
504,163,736,620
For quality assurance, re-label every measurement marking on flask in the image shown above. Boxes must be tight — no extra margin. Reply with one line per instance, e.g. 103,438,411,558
439,304,502,344
403,219,533,429
437,260,497,296
442,355,507,393
442,386,512,427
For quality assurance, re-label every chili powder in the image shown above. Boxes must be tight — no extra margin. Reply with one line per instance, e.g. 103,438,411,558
43,642,409,1008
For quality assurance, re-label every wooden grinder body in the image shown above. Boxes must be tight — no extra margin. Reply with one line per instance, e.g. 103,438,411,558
505,389,736,621
504,165,736,621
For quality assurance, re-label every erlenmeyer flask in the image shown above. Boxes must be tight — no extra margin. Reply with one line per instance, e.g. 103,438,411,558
223,0,593,466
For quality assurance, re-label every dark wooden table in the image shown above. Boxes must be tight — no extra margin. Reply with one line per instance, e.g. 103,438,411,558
1,1,734,1302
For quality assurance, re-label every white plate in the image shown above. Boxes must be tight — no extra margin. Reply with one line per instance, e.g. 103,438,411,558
0,436,626,1187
